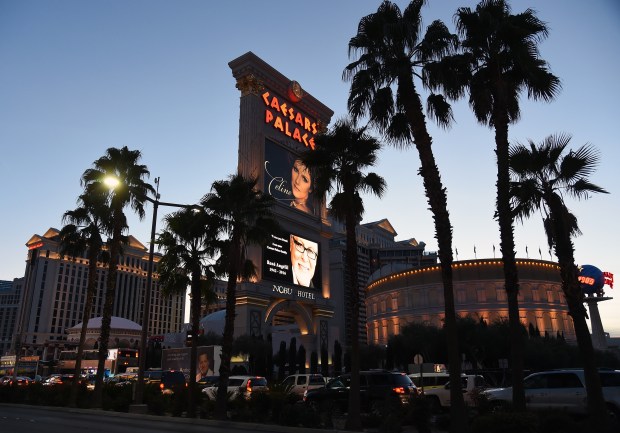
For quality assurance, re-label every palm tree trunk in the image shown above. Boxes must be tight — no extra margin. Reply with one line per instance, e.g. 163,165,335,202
399,74,467,433
69,247,99,407
187,269,202,418
345,213,362,431
549,198,609,428
93,212,121,407
215,236,241,420
492,95,525,411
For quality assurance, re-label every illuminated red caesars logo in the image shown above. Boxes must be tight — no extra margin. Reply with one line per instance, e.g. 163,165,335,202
28,242,43,250
262,91,318,150
604,272,614,289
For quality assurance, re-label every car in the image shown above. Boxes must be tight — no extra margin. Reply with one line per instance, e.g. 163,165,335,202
42,374,80,386
159,370,187,395
483,369,620,418
280,373,326,397
0,376,12,386
8,376,33,386
202,375,269,401
197,375,219,389
303,370,417,414
144,369,163,385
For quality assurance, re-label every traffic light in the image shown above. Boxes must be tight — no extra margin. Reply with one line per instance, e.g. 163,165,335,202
185,330,193,347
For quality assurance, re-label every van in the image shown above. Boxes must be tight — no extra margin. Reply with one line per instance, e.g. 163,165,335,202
408,372,450,390
281,374,326,397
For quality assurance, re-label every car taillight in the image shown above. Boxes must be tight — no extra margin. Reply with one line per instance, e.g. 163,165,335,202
159,383,164,390
247,379,252,393
393,386,406,394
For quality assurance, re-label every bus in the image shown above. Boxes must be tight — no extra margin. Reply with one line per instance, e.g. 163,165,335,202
58,348,139,376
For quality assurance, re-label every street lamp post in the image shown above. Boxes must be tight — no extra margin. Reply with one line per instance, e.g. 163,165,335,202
134,178,199,406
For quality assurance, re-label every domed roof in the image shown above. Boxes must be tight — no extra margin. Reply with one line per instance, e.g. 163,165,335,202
69,316,141,331
199,310,225,335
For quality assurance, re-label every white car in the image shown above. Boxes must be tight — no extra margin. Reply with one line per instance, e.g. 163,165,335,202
483,369,620,418
202,375,269,401
280,373,326,397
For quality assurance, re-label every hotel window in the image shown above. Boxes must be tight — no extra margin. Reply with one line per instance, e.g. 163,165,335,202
476,289,487,303
532,289,540,302
457,290,466,304
496,289,507,301
546,290,554,303
391,297,398,311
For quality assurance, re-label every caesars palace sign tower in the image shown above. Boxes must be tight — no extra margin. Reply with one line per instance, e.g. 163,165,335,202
228,52,337,355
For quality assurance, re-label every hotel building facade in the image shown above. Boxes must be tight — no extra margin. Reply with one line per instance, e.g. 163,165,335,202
12,228,186,360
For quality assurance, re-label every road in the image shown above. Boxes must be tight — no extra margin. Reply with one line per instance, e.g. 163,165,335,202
0,404,318,433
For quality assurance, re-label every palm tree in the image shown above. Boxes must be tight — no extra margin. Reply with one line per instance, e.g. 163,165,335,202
81,146,154,406
509,133,610,425
59,192,111,407
453,0,561,410
201,174,278,420
344,1,468,428
156,207,219,418
302,118,385,430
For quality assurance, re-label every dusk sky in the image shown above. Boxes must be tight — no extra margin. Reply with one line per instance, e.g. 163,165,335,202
1,1,619,334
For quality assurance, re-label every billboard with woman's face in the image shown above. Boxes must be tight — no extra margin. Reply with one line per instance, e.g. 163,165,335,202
263,229,321,290
264,139,316,216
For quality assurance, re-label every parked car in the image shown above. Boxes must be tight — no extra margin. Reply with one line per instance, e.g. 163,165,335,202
483,369,620,418
144,369,163,385
159,370,187,395
8,376,33,386
42,374,80,386
303,370,417,414
424,374,489,410
408,372,451,391
197,375,219,389
281,373,326,398
0,376,12,386
202,375,269,401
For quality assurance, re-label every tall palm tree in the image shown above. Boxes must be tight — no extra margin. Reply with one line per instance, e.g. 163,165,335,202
344,1,468,428
201,174,278,420
302,118,385,430
156,208,219,418
59,192,111,407
81,146,154,406
509,133,610,426
454,0,561,410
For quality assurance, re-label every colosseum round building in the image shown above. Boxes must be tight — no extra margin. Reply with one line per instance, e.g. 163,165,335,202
366,258,576,345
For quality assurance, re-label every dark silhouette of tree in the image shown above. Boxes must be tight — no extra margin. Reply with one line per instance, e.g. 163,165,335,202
297,345,306,374
510,133,609,427
320,345,329,377
288,337,297,376
278,341,287,382
333,340,343,376
310,351,318,374
452,0,561,411
345,2,467,428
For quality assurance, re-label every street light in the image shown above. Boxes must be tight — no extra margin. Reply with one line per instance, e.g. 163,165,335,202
134,177,200,406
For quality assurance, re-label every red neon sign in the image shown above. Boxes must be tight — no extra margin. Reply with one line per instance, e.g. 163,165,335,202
604,272,614,289
262,91,318,149
28,242,43,250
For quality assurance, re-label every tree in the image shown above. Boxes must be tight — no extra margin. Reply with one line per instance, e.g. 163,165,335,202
453,0,561,410
278,340,287,382
201,174,278,419
310,351,318,374
509,133,610,427
59,192,111,407
302,118,386,430
288,337,297,376
297,345,307,374
333,340,342,376
344,2,467,429
81,146,154,406
156,207,218,418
